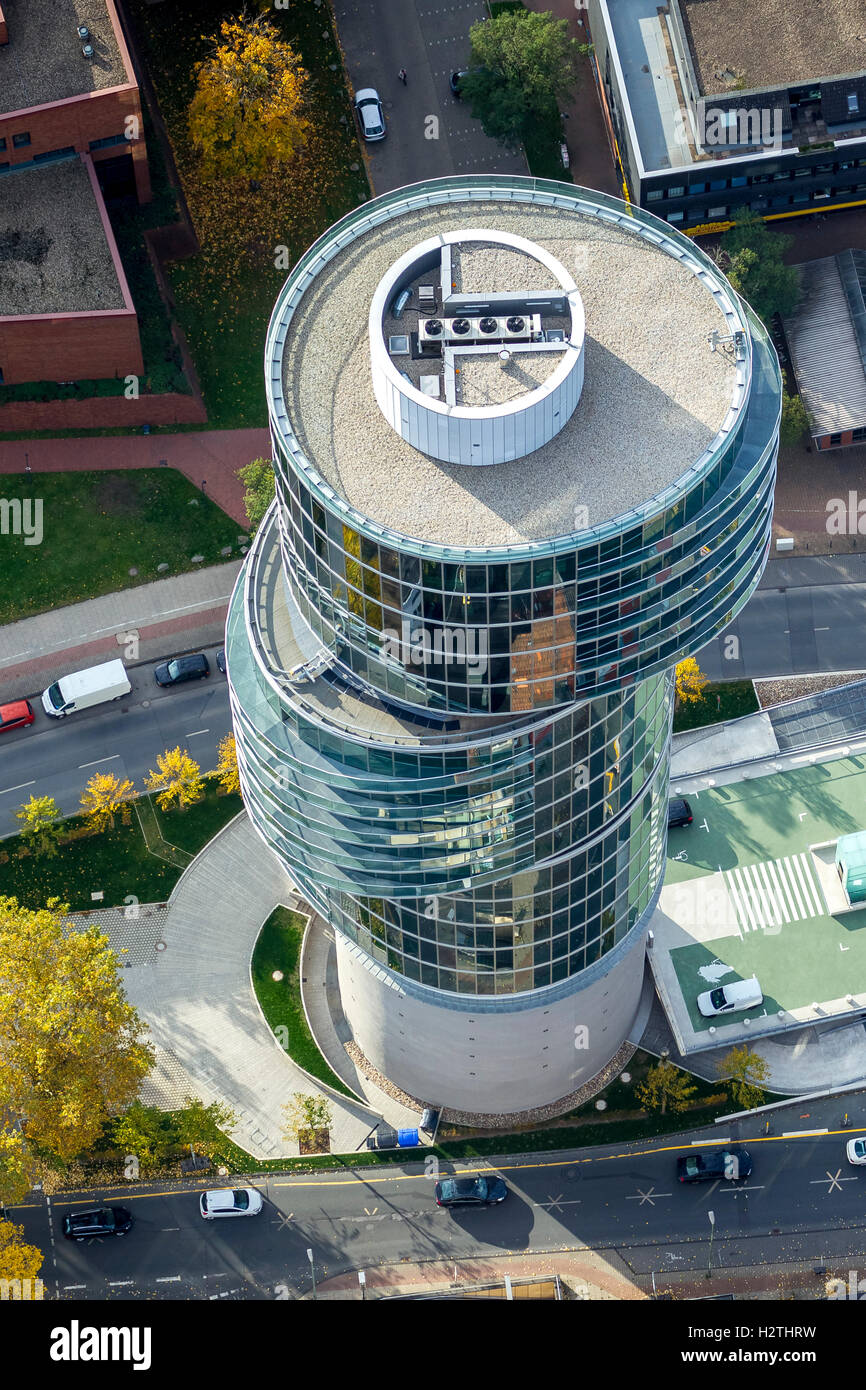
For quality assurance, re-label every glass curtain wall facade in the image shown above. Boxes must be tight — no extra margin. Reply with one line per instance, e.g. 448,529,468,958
227,177,781,1108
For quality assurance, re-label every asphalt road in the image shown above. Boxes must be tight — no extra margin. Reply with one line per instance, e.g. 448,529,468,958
14,1126,866,1300
0,646,233,837
335,0,526,192
698,580,866,680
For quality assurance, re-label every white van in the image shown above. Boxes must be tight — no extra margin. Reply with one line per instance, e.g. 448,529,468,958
42,659,131,719
698,975,763,1018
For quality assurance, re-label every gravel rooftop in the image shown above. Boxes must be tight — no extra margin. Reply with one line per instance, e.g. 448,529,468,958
681,0,866,93
0,0,128,115
0,159,125,316
281,201,736,548
452,240,560,293
458,348,564,406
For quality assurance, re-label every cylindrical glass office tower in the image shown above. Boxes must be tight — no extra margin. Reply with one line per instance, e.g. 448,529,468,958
227,177,780,1117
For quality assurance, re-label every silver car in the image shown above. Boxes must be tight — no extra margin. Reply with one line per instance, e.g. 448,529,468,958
199,1187,263,1219
355,87,386,141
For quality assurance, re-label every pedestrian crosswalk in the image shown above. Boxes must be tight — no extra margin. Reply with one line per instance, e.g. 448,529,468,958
723,853,827,934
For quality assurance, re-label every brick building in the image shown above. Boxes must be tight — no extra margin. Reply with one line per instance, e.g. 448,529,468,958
0,156,144,386
0,0,151,203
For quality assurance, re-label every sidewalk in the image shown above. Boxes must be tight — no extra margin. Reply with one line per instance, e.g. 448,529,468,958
0,560,241,703
0,428,270,528
121,812,426,1156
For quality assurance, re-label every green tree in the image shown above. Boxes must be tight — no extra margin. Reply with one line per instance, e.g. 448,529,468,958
282,1092,333,1145
717,210,800,325
636,1059,697,1115
462,9,580,150
719,1044,769,1110
780,390,810,448
111,1103,172,1175
237,457,275,534
15,795,62,859
174,1096,236,1160
188,15,309,181
0,898,153,1162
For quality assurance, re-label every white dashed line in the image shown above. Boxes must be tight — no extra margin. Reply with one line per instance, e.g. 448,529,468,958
185,729,209,737
0,780,35,796
78,755,120,769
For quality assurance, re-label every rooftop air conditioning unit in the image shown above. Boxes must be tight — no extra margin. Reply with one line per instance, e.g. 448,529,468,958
502,313,543,340
476,315,504,338
418,317,445,346
446,316,474,340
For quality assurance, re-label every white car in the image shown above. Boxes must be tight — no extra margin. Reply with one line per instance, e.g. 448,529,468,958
355,88,386,142
847,1137,866,1165
199,1187,263,1219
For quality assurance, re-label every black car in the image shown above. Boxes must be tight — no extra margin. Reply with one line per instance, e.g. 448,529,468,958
154,653,210,687
62,1206,134,1240
676,1148,752,1183
216,649,226,674
668,797,693,828
434,1175,508,1207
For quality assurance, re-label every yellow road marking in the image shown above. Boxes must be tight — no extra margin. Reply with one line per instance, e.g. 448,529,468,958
16,1126,860,1205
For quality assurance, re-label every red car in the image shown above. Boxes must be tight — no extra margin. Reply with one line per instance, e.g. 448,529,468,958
0,700,35,732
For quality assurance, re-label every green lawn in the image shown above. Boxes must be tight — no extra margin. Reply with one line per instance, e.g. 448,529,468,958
251,907,356,1099
2,470,240,623
125,0,370,430
0,785,242,911
673,680,759,732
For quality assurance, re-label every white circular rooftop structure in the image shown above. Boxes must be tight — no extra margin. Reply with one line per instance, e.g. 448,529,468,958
368,229,585,466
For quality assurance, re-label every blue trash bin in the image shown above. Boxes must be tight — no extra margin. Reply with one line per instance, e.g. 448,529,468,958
397,1128,420,1147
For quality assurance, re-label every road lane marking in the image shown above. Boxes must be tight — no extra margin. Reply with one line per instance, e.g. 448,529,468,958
155,1275,181,1283
78,755,120,769
185,729,209,737
719,1185,764,1193
534,1194,581,1212
784,1128,828,1137
691,1138,731,1146
108,1280,135,1287
626,1187,671,1206
161,1227,180,1232
811,1169,857,1193
0,780,35,795
63,1284,86,1290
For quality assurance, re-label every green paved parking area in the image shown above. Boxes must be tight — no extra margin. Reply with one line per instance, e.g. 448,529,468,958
667,756,866,882
664,753,866,1033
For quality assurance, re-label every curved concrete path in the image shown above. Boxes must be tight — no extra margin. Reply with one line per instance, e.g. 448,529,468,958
122,812,385,1159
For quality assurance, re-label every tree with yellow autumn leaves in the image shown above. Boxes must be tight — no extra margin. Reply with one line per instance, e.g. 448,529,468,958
145,747,205,813
188,13,309,181
0,898,153,1169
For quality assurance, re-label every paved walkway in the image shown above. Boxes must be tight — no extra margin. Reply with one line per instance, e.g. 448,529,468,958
120,812,422,1157
301,916,421,1127
0,429,270,527
0,561,242,704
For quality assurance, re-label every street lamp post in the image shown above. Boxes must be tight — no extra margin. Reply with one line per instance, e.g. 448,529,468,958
706,1210,715,1279
307,1247,317,1300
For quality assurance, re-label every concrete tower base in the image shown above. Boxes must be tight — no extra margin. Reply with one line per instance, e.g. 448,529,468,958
334,918,652,1119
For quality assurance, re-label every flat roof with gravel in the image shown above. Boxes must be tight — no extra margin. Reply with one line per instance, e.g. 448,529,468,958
282,200,737,547
681,0,866,93
0,160,125,317
0,0,128,116
451,240,560,293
